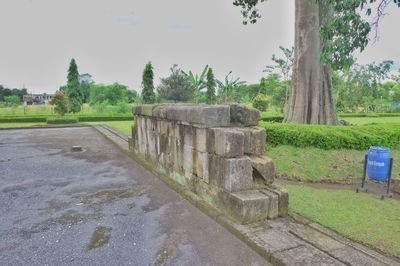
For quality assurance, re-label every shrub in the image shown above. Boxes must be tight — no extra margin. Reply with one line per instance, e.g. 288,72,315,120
50,91,68,116
47,117,79,124
259,121,400,150
253,94,269,111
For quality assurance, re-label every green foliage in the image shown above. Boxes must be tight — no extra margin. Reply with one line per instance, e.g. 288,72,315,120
182,65,209,103
46,117,79,124
252,93,269,111
216,72,246,103
233,0,399,70
4,95,21,105
206,68,216,104
259,121,400,150
392,83,400,103
333,61,396,112
89,83,129,105
141,62,156,104
66,59,83,113
49,91,68,116
81,82,91,104
157,65,194,103
0,85,27,102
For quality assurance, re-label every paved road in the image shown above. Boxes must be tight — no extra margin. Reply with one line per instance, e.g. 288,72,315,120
0,127,269,266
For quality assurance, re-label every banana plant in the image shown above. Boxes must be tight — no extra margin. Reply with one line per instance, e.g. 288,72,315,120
182,65,209,104
216,71,246,103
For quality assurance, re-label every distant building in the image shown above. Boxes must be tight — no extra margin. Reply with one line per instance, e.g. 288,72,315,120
23,93,53,105
80,73,93,84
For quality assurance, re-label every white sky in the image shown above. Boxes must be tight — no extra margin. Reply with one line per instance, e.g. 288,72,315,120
0,0,398,93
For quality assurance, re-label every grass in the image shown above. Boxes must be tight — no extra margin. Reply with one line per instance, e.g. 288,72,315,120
0,122,46,128
345,116,400,125
87,121,134,134
0,104,133,116
267,145,400,182
283,184,400,257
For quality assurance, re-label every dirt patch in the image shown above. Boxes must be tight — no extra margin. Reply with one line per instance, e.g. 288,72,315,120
79,187,146,205
85,226,112,251
277,179,400,200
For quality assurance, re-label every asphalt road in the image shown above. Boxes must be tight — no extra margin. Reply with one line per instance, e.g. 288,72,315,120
0,127,269,266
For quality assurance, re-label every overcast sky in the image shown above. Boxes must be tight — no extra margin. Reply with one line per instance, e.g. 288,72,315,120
0,0,398,93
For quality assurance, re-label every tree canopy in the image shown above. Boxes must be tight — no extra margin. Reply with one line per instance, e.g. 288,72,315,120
158,65,194,103
233,0,399,70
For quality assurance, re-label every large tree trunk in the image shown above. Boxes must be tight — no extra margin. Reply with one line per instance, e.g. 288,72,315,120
286,0,338,125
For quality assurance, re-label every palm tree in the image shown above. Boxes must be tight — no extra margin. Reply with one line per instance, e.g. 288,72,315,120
182,65,209,104
216,71,246,103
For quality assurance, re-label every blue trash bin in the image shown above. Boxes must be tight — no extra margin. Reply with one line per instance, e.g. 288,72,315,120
367,146,391,181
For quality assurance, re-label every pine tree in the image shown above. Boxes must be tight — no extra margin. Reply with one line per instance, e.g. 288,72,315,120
66,59,83,113
141,62,156,104
206,68,216,104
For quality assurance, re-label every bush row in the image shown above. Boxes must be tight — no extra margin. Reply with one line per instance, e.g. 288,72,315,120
47,118,79,124
0,114,133,123
338,113,400,118
259,121,400,150
259,112,400,122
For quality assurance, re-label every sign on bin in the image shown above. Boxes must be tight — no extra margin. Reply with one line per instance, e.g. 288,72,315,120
367,147,391,181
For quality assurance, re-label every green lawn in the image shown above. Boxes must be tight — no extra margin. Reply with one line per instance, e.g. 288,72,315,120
345,116,400,125
0,122,46,128
87,121,133,135
0,104,134,116
267,145,400,183
283,184,400,257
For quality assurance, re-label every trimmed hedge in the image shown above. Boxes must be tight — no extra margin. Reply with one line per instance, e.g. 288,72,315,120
0,114,133,123
259,121,400,150
47,117,79,124
259,112,400,122
338,113,400,118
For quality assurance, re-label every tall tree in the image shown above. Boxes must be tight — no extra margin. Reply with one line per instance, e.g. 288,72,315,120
233,0,398,124
206,68,216,104
141,62,156,104
157,65,194,103
66,59,83,113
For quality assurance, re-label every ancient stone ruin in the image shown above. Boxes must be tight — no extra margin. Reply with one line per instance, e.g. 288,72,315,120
130,104,288,224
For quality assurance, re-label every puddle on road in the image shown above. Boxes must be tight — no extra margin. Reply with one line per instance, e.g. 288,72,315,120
79,187,146,205
85,226,112,251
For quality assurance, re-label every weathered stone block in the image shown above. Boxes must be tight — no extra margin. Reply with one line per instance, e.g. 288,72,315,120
133,104,156,117
209,156,253,192
194,128,207,152
153,105,168,119
261,190,279,219
230,104,260,126
166,105,189,122
237,127,266,156
171,138,184,174
187,105,231,128
227,190,271,224
183,145,194,178
263,187,289,217
250,156,275,185
210,128,244,158
195,151,209,183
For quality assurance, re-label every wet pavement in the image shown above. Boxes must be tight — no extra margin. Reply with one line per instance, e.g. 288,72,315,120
0,127,269,266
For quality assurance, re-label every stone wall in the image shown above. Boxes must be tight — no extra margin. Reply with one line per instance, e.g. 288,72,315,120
131,104,288,224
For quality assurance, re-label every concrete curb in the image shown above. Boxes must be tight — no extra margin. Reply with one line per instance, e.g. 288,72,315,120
93,125,400,266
